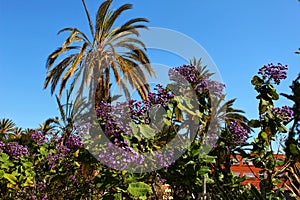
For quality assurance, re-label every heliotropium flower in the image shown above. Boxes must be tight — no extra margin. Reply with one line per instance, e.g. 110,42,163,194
271,105,294,123
4,142,29,159
229,121,249,146
258,63,288,85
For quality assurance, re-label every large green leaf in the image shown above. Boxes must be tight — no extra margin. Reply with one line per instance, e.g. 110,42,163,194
0,169,4,178
248,119,261,128
251,75,264,87
3,173,18,185
127,182,153,199
138,124,155,139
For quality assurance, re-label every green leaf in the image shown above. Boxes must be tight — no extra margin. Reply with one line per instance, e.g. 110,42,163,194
1,159,14,170
251,75,264,86
261,132,268,140
127,182,153,198
248,119,261,128
139,124,155,138
129,122,138,135
277,124,288,133
0,153,9,162
22,161,33,168
200,155,216,163
198,166,211,175
23,177,34,187
268,85,279,100
0,170,4,178
3,173,18,185
290,144,300,156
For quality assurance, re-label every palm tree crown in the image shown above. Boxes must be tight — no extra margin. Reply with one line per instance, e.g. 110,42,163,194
44,0,155,105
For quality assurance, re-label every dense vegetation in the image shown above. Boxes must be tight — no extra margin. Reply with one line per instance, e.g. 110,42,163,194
0,0,299,199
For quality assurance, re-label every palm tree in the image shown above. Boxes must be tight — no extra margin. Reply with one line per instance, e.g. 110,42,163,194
44,0,155,106
0,118,16,141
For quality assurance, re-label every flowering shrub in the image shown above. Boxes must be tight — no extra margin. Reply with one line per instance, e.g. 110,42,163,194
0,61,298,199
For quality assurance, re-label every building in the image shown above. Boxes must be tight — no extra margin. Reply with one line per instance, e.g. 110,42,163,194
230,154,286,189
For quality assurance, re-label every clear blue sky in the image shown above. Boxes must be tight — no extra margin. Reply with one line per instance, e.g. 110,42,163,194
0,0,299,131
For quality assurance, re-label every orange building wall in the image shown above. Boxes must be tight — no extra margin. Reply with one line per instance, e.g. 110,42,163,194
230,154,286,189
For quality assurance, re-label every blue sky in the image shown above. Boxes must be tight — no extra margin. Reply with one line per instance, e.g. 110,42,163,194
0,0,299,132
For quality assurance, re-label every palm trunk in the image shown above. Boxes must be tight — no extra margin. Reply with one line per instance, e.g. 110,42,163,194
94,67,111,109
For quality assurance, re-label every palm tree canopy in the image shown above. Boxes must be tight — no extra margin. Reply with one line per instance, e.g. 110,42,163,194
44,0,155,102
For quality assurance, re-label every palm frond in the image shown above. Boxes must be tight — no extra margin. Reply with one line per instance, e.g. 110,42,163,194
81,0,94,37
95,0,112,42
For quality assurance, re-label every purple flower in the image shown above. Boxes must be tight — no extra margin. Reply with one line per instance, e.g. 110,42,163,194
0,141,5,151
5,142,29,159
258,63,288,85
30,130,46,145
70,175,76,182
229,121,249,146
271,105,294,123
168,64,225,97
42,195,48,200
46,152,61,169
66,134,82,149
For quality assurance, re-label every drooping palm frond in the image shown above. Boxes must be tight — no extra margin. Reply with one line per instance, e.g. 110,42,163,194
44,0,154,104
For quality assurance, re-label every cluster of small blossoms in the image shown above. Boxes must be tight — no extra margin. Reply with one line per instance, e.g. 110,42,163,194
96,101,133,136
94,84,177,168
74,121,91,137
97,141,144,170
168,64,200,84
148,84,175,106
271,105,294,123
66,134,82,149
258,63,288,85
0,141,5,151
30,130,47,145
150,150,175,168
96,84,175,137
46,152,63,169
205,133,219,148
44,134,81,169
168,64,225,97
196,79,226,97
4,142,29,159
229,121,249,146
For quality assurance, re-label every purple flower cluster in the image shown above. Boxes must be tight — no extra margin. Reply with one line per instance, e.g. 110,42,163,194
0,141,5,151
46,152,64,169
97,140,175,170
66,134,82,149
229,121,249,146
148,84,175,106
152,150,175,168
203,80,226,97
97,141,144,170
258,63,288,85
4,142,29,159
168,64,202,87
168,64,225,97
74,121,91,137
36,181,47,192
30,130,47,145
96,101,133,136
271,105,294,123
96,84,175,137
